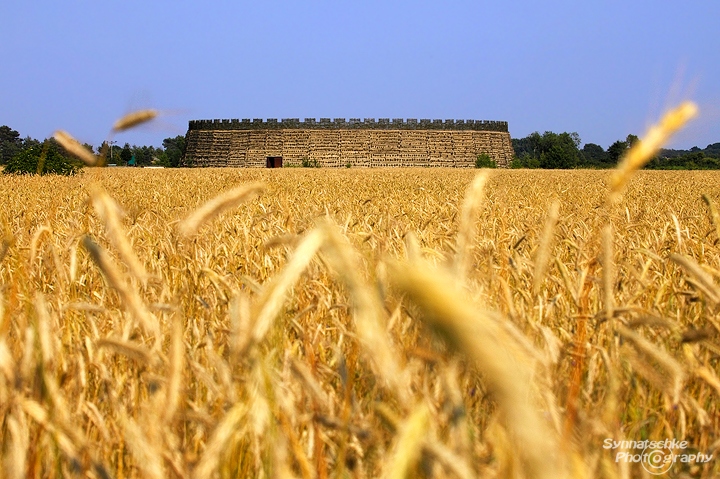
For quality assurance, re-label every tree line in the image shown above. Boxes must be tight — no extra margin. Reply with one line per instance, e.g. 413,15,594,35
510,131,720,170
0,125,186,174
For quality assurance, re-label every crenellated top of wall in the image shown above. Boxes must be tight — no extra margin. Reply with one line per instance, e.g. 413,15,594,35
188,118,509,132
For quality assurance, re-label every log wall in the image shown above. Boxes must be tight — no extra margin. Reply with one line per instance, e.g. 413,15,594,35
183,118,514,168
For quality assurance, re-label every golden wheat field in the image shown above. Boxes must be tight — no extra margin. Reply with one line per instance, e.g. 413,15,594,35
2,166,720,479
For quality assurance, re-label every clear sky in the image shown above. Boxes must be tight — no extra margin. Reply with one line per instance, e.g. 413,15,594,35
1,1,718,150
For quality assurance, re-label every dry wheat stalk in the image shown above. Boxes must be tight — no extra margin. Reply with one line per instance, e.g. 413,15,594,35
4,410,29,479
702,194,720,242
96,337,152,364
453,172,488,282
422,441,475,479
383,404,430,479
53,130,98,166
601,224,615,321
193,403,248,479
321,221,410,402
163,318,184,424
249,228,325,349
90,187,148,280
19,398,81,464
29,225,52,265
112,109,159,132
532,200,560,296
389,260,565,479
121,414,166,479
0,339,14,384
82,236,160,339
670,253,720,305
608,102,698,203
178,183,265,237
617,325,685,407
33,293,55,367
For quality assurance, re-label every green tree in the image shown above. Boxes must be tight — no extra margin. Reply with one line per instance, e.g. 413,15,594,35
704,143,720,158
626,134,639,148
647,152,720,170
607,140,628,165
120,143,132,166
511,136,536,159
581,143,609,167
154,150,171,167
131,145,155,166
537,132,580,169
4,140,81,176
475,153,496,168
22,136,41,150
163,135,186,168
607,134,639,165
510,154,540,169
0,125,22,165
98,141,110,163
512,131,581,169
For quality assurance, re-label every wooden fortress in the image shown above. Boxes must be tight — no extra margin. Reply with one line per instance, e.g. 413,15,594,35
182,118,514,168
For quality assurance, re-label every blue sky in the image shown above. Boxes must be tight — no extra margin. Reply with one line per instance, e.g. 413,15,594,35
1,1,718,150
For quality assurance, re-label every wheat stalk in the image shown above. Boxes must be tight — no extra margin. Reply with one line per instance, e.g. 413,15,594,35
608,102,698,203
90,187,149,281
178,183,265,237
453,172,488,282
82,236,160,339
54,130,98,166
532,200,560,296
112,109,159,132
389,260,565,479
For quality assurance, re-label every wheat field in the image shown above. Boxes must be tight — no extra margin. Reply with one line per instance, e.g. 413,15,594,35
1,165,720,479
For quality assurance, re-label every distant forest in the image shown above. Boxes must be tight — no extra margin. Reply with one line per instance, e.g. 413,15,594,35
0,123,718,171
511,132,720,170
0,125,186,172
